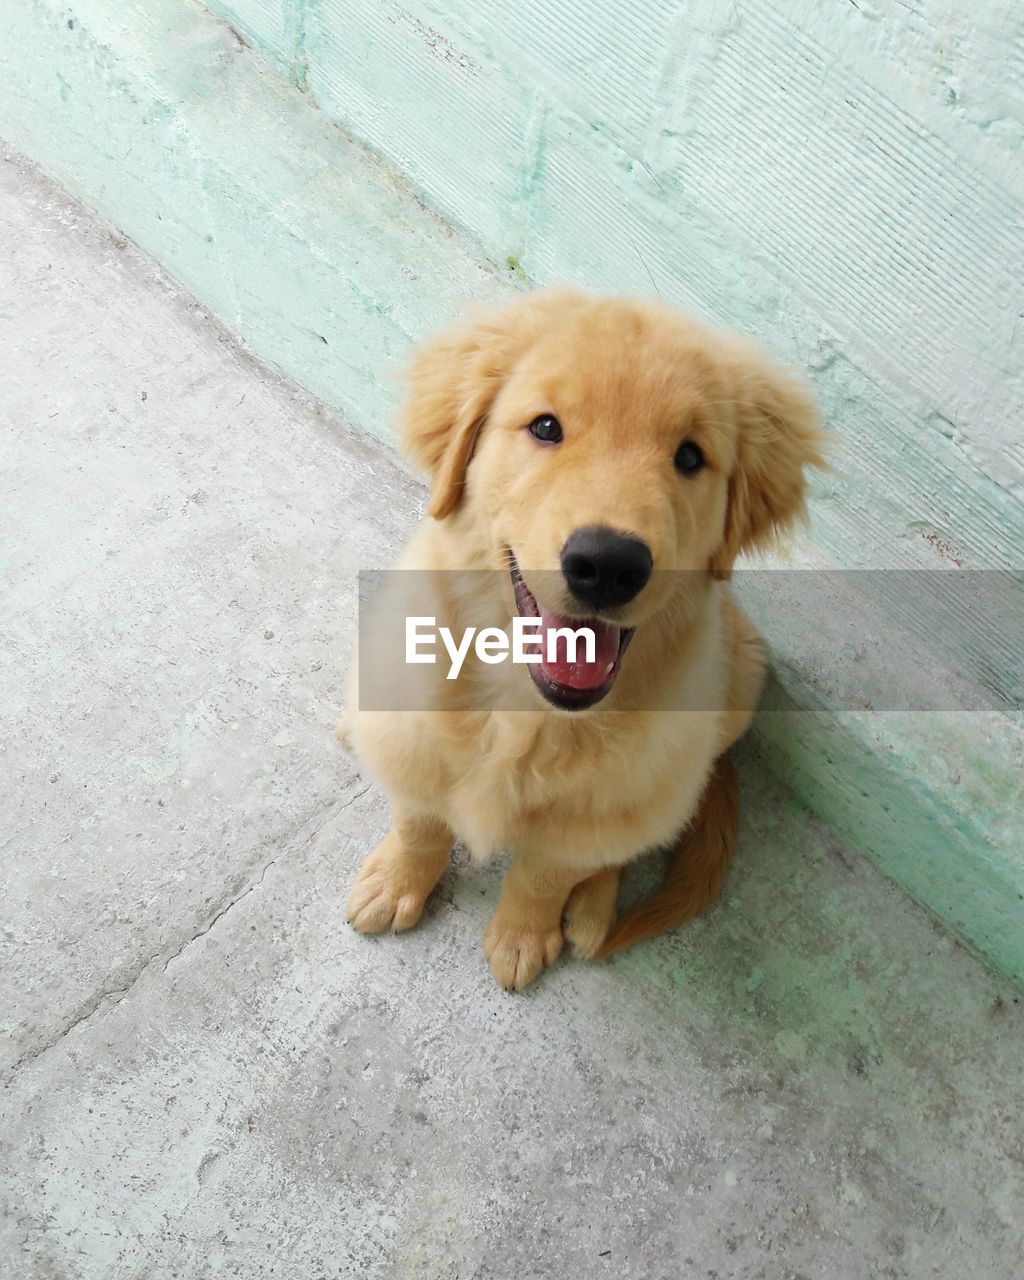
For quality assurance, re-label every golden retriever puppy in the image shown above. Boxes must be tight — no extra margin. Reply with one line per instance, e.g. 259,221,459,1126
340,289,824,989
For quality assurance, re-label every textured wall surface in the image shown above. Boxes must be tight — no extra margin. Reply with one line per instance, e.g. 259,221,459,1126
2,0,1021,980
211,0,1024,515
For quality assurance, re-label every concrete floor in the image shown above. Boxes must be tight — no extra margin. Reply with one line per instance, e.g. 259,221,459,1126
2,145,1023,1280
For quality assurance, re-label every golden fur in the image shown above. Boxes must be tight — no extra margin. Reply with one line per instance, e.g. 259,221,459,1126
341,289,824,989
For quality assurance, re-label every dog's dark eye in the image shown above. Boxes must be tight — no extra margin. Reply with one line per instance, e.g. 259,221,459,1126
527,414,563,444
674,440,705,475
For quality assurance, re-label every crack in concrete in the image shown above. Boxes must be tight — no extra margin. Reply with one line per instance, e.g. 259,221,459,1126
2,780,374,1088
159,852,281,979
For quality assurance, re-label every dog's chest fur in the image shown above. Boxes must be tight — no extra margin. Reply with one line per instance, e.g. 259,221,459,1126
442,707,723,866
349,633,728,869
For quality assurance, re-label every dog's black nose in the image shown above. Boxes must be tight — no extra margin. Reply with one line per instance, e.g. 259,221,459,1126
561,526,653,611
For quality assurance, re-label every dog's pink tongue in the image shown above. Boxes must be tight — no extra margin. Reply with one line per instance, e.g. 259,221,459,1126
538,606,620,690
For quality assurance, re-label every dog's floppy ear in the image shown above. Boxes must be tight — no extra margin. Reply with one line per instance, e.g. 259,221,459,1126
401,289,586,518
400,314,512,520
709,346,827,579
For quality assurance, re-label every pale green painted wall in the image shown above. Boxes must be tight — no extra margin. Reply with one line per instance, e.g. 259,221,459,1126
2,0,1021,981
212,0,1024,513
210,0,1024,698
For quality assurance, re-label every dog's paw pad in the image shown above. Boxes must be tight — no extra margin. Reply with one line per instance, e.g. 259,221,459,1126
347,890,427,934
346,867,428,935
563,877,618,960
483,922,563,991
563,908,611,960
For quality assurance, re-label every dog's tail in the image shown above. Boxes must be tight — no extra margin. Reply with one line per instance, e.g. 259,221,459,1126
595,753,739,959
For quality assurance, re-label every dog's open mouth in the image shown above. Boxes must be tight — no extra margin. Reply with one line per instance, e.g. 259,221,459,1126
508,553,634,711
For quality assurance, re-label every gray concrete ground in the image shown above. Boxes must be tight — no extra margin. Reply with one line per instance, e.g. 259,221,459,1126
2,145,1023,1280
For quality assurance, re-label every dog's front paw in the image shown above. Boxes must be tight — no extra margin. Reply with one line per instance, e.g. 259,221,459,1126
483,916,564,991
346,842,433,934
562,867,620,959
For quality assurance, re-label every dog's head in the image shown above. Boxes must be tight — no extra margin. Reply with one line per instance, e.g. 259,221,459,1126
401,289,826,711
